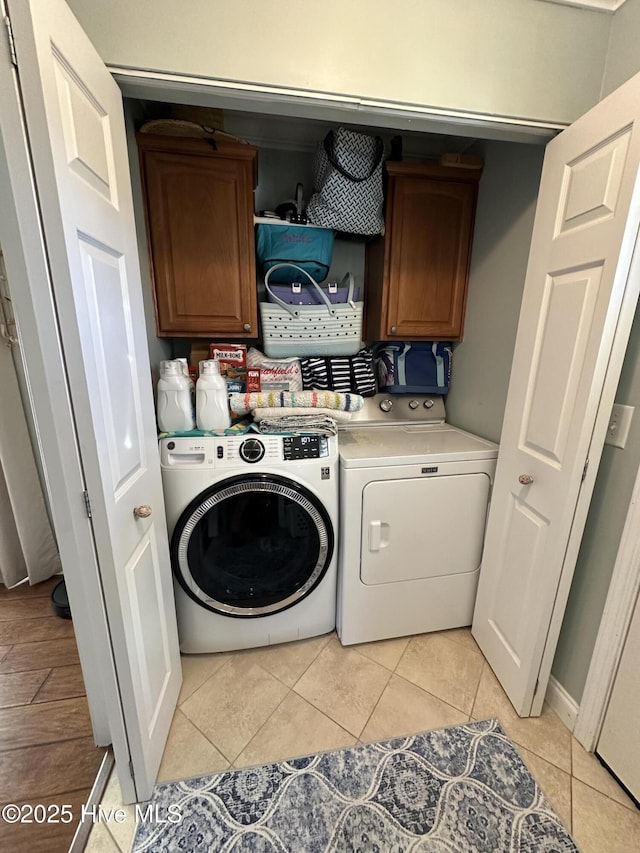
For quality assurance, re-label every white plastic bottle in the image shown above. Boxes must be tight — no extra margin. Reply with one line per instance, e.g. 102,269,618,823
197,360,231,432
175,357,195,418
156,360,196,432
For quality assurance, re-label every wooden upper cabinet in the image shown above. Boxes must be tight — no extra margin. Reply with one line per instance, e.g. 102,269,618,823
365,161,482,341
136,134,258,338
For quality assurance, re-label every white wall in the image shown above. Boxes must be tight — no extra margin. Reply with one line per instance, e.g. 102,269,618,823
552,300,640,702
445,140,545,442
601,0,640,98
67,0,610,127
124,102,172,379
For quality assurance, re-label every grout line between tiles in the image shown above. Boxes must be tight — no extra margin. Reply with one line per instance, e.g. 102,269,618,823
105,811,136,853
287,632,335,688
393,638,412,674
355,665,394,740
572,773,640,814
256,632,334,692
568,767,573,833
177,655,231,707
469,659,486,720
440,629,481,654
171,706,233,769
232,682,293,767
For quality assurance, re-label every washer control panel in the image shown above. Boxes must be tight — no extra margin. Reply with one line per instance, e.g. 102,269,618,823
160,434,336,467
282,435,329,460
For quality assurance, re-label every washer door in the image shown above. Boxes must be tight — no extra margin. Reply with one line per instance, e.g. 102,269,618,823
171,473,334,617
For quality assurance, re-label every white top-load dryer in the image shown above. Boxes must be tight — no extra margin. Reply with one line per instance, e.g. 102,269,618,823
337,395,498,646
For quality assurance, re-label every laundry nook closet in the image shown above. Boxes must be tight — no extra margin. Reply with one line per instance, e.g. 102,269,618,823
124,96,536,642
3,2,640,846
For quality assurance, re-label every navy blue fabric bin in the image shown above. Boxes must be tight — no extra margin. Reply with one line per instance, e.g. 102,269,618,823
376,342,452,394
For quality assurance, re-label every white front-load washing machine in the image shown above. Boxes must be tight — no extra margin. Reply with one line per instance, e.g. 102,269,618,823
160,433,338,653
337,395,498,646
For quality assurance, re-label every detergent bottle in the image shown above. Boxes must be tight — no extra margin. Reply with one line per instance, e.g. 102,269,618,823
196,360,231,432
156,360,195,432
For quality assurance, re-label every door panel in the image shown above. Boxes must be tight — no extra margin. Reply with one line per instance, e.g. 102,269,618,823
78,239,145,494
124,533,174,728
361,474,491,585
52,50,117,203
9,0,181,801
556,129,631,234
522,266,602,463
491,497,550,666
473,71,640,716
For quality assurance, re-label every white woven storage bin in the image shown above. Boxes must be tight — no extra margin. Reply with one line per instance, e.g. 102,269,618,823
260,263,363,357
260,301,363,357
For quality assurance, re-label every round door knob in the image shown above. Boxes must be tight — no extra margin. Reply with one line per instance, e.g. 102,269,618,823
390,326,398,334
379,399,393,413
243,323,251,332
409,399,419,410
133,504,152,519
518,474,534,485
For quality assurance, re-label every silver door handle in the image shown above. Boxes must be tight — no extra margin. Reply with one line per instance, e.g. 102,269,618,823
133,504,152,519
518,474,534,485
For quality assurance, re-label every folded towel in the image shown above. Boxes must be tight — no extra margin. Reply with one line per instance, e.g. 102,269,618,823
252,406,353,423
229,391,363,416
255,413,338,436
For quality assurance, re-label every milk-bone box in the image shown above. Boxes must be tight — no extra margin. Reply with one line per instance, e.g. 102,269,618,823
190,343,247,393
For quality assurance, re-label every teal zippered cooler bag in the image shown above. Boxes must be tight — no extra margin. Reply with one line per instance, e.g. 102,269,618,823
255,220,335,283
376,342,452,394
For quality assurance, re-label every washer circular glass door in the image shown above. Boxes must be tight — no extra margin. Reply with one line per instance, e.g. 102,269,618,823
171,473,334,617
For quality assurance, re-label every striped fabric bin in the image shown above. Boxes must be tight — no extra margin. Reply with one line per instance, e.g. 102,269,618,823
299,349,376,397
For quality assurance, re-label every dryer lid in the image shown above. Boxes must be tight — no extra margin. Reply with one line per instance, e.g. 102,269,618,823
339,424,499,468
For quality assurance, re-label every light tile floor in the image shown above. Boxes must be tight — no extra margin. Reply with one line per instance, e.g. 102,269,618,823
85,628,640,852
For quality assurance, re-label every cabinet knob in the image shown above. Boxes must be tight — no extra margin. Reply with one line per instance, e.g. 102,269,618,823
390,326,397,334
243,323,251,332
518,474,534,486
133,504,152,519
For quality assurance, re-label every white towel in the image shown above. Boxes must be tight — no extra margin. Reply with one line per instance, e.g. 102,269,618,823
229,391,363,416
255,413,338,436
251,407,353,423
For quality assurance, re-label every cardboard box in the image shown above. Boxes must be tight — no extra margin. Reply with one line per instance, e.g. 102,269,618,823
209,343,247,393
246,368,261,392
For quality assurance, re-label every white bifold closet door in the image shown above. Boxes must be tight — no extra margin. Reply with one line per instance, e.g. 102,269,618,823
473,68,640,717
3,0,181,801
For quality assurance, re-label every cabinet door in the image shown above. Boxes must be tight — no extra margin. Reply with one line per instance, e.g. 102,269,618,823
385,175,477,340
138,137,258,337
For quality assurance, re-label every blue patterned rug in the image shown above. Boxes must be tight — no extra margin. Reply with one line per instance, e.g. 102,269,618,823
132,719,578,852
